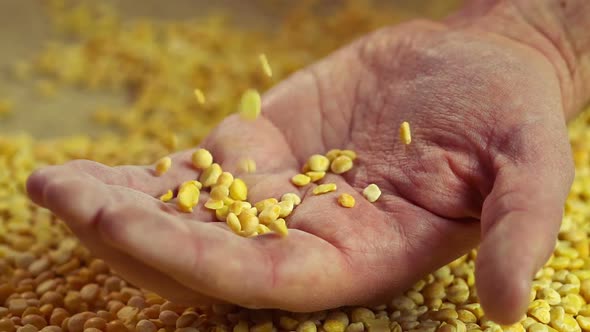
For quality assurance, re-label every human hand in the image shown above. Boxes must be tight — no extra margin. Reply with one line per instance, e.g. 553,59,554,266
27,3,586,323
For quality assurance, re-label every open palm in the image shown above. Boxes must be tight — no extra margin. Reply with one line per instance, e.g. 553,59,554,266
27,19,574,322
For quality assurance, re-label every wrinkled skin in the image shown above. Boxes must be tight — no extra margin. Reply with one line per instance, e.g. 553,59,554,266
27,18,575,323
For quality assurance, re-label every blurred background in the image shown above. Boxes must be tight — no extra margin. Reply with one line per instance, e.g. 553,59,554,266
0,0,462,140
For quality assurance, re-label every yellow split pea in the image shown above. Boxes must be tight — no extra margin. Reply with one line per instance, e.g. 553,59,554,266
229,178,248,201
200,163,222,188
259,205,281,225
400,121,411,145
258,53,273,77
226,213,241,234
269,218,288,237
331,155,353,174
192,148,213,169
338,193,355,208
291,174,311,187
216,172,234,187
306,171,326,182
239,89,262,120
363,184,381,203
210,186,230,200
159,189,174,202
308,154,330,172
281,193,301,206
313,183,337,195
155,156,172,176
193,88,206,104
326,149,341,161
255,198,278,212
205,199,224,210
177,181,201,213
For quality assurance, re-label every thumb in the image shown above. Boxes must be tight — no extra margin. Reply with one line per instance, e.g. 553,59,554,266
476,152,574,323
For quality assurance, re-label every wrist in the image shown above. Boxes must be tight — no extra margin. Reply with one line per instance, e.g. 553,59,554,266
446,0,590,119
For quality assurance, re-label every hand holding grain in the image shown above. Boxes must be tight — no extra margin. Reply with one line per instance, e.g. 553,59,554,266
26,7,583,323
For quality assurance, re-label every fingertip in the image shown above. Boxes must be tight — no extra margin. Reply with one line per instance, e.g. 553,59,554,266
476,234,532,324
43,175,109,229
26,167,54,206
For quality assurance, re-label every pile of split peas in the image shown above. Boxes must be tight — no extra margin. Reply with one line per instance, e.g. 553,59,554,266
1,1,590,332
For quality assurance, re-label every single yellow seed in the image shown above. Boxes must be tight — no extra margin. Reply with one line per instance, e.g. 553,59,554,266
159,189,174,202
210,185,229,200
259,204,282,225
258,53,273,77
340,149,357,161
204,199,224,210
330,155,353,174
363,184,381,203
308,154,330,172
239,89,261,120
194,88,206,104
217,172,234,187
192,148,213,169
279,316,300,331
216,205,230,222
400,121,412,145
256,224,272,235
237,158,256,173
324,320,345,332
191,180,203,190
200,163,222,188
281,193,301,206
338,193,355,208
291,174,311,187
325,149,342,161
529,307,550,324
229,178,248,201
223,196,235,206
238,212,259,234
576,316,590,331
306,171,326,182
177,180,202,191
247,207,258,215
177,182,200,213
550,315,580,332
155,156,172,176
313,183,337,195
255,198,278,212
297,321,317,332
226,213,241,234
538,288,562,305
230,201,251,215
269,218,288,237
278,200,294,218
528,323,549,332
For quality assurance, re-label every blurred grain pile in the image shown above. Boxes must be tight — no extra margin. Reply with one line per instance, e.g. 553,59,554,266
1,0,590,332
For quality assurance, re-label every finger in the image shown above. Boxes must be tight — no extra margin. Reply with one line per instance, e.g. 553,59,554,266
27,169,221,304
94,201,352,311
64,154,200,197
477,156,574,323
